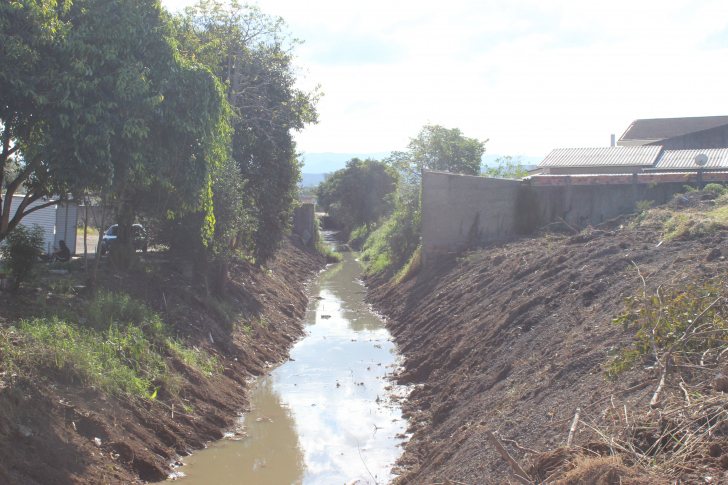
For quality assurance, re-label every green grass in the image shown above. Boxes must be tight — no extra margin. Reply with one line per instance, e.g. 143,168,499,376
636,193,728,240
3,317,171,397
1,291,220,399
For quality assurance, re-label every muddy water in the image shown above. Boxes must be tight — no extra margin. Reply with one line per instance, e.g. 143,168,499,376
170,245,407,484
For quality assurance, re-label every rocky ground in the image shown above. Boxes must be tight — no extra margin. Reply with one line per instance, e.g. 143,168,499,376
368,191,728,485
0,236,325,484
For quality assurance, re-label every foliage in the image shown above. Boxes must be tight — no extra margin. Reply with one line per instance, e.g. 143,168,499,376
1,291,220,398
704,183,727,196
362,184,421,278
0,0,229,251
172,0,319,268
606,277,728,379
315,158,397,233
385,124,487,187
359,124,485,279
482,155,527,179
313,218,341,263
0,223,44,288
10,317,171,397
394,244,422,283
636,200,655,212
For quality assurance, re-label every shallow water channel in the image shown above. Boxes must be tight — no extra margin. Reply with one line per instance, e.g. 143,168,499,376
170,244,407,484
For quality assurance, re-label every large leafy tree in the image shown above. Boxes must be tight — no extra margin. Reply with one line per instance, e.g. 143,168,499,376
386,124,487,187
316,158,397,233
0,0,228,253
0,0,71,242
172,0,319,265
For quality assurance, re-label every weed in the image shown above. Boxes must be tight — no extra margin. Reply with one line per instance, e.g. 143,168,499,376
606,277,728,379
395,244,422,283
0,291,222,398
1,224,45,289
207,297,240,332
705,183,727,196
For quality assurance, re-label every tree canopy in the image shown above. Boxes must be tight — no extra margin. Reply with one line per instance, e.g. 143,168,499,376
386,124,487,187
0,0,228,247
315,158,397,233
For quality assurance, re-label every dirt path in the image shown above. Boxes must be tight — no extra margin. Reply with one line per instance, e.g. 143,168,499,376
0,237,325,484
368,209,728,484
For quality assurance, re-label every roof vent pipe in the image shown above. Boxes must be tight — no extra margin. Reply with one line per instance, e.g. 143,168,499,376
611,134,616,147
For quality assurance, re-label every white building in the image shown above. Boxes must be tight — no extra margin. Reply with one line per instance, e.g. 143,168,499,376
6,195,78,254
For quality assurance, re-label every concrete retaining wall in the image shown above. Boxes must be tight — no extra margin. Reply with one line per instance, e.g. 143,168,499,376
421,170,728,264
292,203,315,246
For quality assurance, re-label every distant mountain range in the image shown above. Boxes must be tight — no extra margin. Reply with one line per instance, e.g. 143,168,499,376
299,152,545,187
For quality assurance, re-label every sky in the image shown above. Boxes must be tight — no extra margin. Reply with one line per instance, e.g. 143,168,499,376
162,0,728,158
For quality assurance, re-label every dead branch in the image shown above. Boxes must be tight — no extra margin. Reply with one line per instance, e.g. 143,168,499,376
500,437,541,455
485,430,534,484
557,217,580,234
566,408,581,448
651,297,722,408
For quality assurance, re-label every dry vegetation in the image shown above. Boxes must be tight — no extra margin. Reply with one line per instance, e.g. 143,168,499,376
369,188,728,485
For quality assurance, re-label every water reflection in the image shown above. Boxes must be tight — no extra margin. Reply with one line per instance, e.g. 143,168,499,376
170,244,406,484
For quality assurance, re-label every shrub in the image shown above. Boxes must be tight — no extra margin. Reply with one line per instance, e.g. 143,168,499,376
704,183,727,196
1,224,45,289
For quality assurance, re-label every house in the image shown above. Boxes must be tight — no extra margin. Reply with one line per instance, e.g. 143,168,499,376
5,195,78,254
618,115,728,149
537,146,662,175
536,116,728,175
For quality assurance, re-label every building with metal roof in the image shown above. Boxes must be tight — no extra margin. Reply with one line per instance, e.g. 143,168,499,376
618,116,728,149
651,148,728,171
537,146,662,174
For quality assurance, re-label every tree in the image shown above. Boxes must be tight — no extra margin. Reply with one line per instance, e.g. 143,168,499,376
483,156,527,179
315,158,397,233
172,0,319,266
0,0,228,258
362,125,487,278
386,124,487,187
0,0,72,243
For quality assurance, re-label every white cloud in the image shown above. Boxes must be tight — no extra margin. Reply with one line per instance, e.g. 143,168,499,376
163,0,728,156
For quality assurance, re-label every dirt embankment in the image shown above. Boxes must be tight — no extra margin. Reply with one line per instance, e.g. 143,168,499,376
368,203,728,484
0,237,325,484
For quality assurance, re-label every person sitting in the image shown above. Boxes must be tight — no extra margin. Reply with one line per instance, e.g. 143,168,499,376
51,240,71,263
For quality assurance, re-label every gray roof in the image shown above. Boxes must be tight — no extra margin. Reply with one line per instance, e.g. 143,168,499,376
653,149,728,170
538,146,662,168
620,116,728,143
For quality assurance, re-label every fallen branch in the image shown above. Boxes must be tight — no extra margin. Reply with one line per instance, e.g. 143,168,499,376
566,408,581,448
500,437,541,455
557,217,580,234
485,430,534,484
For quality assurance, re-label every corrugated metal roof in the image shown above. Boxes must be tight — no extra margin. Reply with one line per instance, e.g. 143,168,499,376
653,149,728,170
620,116,728,142
538,146,662,168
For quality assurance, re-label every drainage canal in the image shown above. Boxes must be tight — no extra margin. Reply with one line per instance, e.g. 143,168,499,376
168,238,407,484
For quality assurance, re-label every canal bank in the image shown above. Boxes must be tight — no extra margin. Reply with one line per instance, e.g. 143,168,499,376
0,237,327,484
169,241,408,484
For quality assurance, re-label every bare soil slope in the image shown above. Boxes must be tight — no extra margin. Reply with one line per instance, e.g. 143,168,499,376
0,236,324,484
369,197,728,484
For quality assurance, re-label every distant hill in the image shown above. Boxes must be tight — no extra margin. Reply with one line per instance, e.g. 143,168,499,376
300,173,327,187
300,152,391,174
299,152,545,188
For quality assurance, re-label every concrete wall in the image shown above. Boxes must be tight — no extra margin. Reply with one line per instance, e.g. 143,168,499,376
292,203,315,246
421,170,728,264
421,171,520,264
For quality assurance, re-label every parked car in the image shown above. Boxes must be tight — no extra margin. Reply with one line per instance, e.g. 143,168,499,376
101,224,148,255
